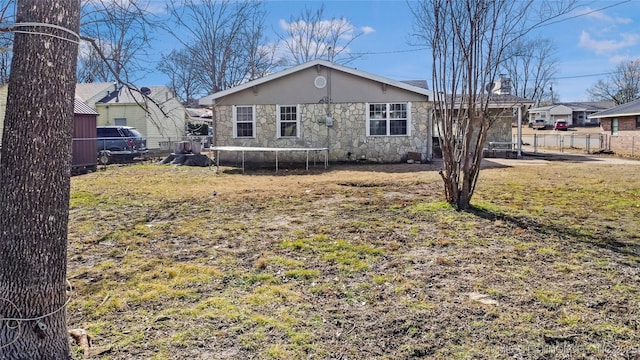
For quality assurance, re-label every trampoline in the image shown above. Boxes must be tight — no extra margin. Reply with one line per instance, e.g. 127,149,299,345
210,146,329,173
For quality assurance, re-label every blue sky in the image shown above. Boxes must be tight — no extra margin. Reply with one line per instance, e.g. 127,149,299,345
147,0,640,102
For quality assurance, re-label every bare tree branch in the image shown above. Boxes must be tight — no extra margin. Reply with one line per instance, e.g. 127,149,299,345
157,48,206,105
411,0,576,210
502,37,558,106
78,0,156,83
80,34,169,118
164,0,273,94
276,4,366,66
587,59,640,105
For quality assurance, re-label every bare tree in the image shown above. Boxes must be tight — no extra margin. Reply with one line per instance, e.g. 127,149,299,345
78,0,154,83
587,58,640,105
165,0,274,94
276,4,366,66
502,37,558,106
411,0,575,210
0,0,14,85
0,0,80,357
157,48,206,105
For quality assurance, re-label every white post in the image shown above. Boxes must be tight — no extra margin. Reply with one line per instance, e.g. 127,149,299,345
517,106,522,158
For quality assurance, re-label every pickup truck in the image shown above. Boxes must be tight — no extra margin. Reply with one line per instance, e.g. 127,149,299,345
530,119,546,130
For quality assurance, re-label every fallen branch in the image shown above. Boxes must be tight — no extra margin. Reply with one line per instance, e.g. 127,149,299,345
69,328,91,358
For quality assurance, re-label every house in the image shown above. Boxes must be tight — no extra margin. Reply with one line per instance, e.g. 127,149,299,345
0,85,98,172
199,59,435,164
528,104,572,127
588,99,640,155
76,83,187,150
528,101,615,127
431,92,532,158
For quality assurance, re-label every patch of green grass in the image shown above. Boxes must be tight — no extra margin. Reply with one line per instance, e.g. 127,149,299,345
245,284,301,306
406,201,453,215
284,269,320,280
534,289,566,308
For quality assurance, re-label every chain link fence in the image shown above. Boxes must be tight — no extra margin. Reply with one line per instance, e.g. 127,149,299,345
515,132,640,157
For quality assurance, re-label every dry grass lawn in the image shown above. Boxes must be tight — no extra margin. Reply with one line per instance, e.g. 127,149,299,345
66,160,639,359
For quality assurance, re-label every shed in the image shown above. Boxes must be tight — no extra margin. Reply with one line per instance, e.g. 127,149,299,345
72,99,99,173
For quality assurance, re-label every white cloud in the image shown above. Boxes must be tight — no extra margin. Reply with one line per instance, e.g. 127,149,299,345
578,31,640,55
361,26,375,34
608,55,631,64
577,7,632,24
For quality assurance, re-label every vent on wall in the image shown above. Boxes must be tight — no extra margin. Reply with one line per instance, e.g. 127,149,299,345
314,76,327,89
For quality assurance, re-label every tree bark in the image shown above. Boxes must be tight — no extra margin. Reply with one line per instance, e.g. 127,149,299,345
0,1,80,359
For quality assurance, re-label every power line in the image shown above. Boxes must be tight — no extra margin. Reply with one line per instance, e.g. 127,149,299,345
540,0,632,27
552,72,612,80
351,47,429,56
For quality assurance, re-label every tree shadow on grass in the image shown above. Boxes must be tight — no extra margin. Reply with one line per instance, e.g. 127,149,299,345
468,206,640,262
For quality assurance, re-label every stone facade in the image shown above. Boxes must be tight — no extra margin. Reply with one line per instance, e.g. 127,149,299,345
212,101,433,164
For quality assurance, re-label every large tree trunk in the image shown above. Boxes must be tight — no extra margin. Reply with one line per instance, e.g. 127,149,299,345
0,1,80,359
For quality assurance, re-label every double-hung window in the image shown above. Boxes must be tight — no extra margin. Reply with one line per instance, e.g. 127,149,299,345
366,102,411,136
233,105,256,138
277,104,300,138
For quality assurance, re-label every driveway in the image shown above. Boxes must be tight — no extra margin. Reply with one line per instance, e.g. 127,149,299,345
482,150,640,167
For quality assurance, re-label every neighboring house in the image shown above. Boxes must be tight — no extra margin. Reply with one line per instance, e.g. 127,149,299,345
0,84,98,172
431,92,532,157
75,82,117,108
528,101,615,127
199,59,435,163
588,99,640,155
528,104,572,127
76,83,187,149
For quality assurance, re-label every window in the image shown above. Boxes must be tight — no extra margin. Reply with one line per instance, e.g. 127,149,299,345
366,102,411,136
636,116,640,129
611,118,618,135
233,105,255,138
114,118,127,126
277,105,299,138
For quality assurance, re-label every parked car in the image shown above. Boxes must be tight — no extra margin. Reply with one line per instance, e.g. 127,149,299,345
530,119,546,130
554,120,568,131
97,126,148,163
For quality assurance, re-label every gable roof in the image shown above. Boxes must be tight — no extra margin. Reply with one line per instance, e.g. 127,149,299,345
400,80,429,89
558,101,615,111
97,85,175,105
75,82,116,103
588,99,640,119
74,99,98,115
531,101,615,113
443,93,533,109
199,59,432,106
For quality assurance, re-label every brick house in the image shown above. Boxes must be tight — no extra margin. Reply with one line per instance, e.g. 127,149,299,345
588,99,640,156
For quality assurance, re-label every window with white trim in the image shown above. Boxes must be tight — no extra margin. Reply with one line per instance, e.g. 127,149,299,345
233,105,255,138
277,104,300,138
366,102,411,136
